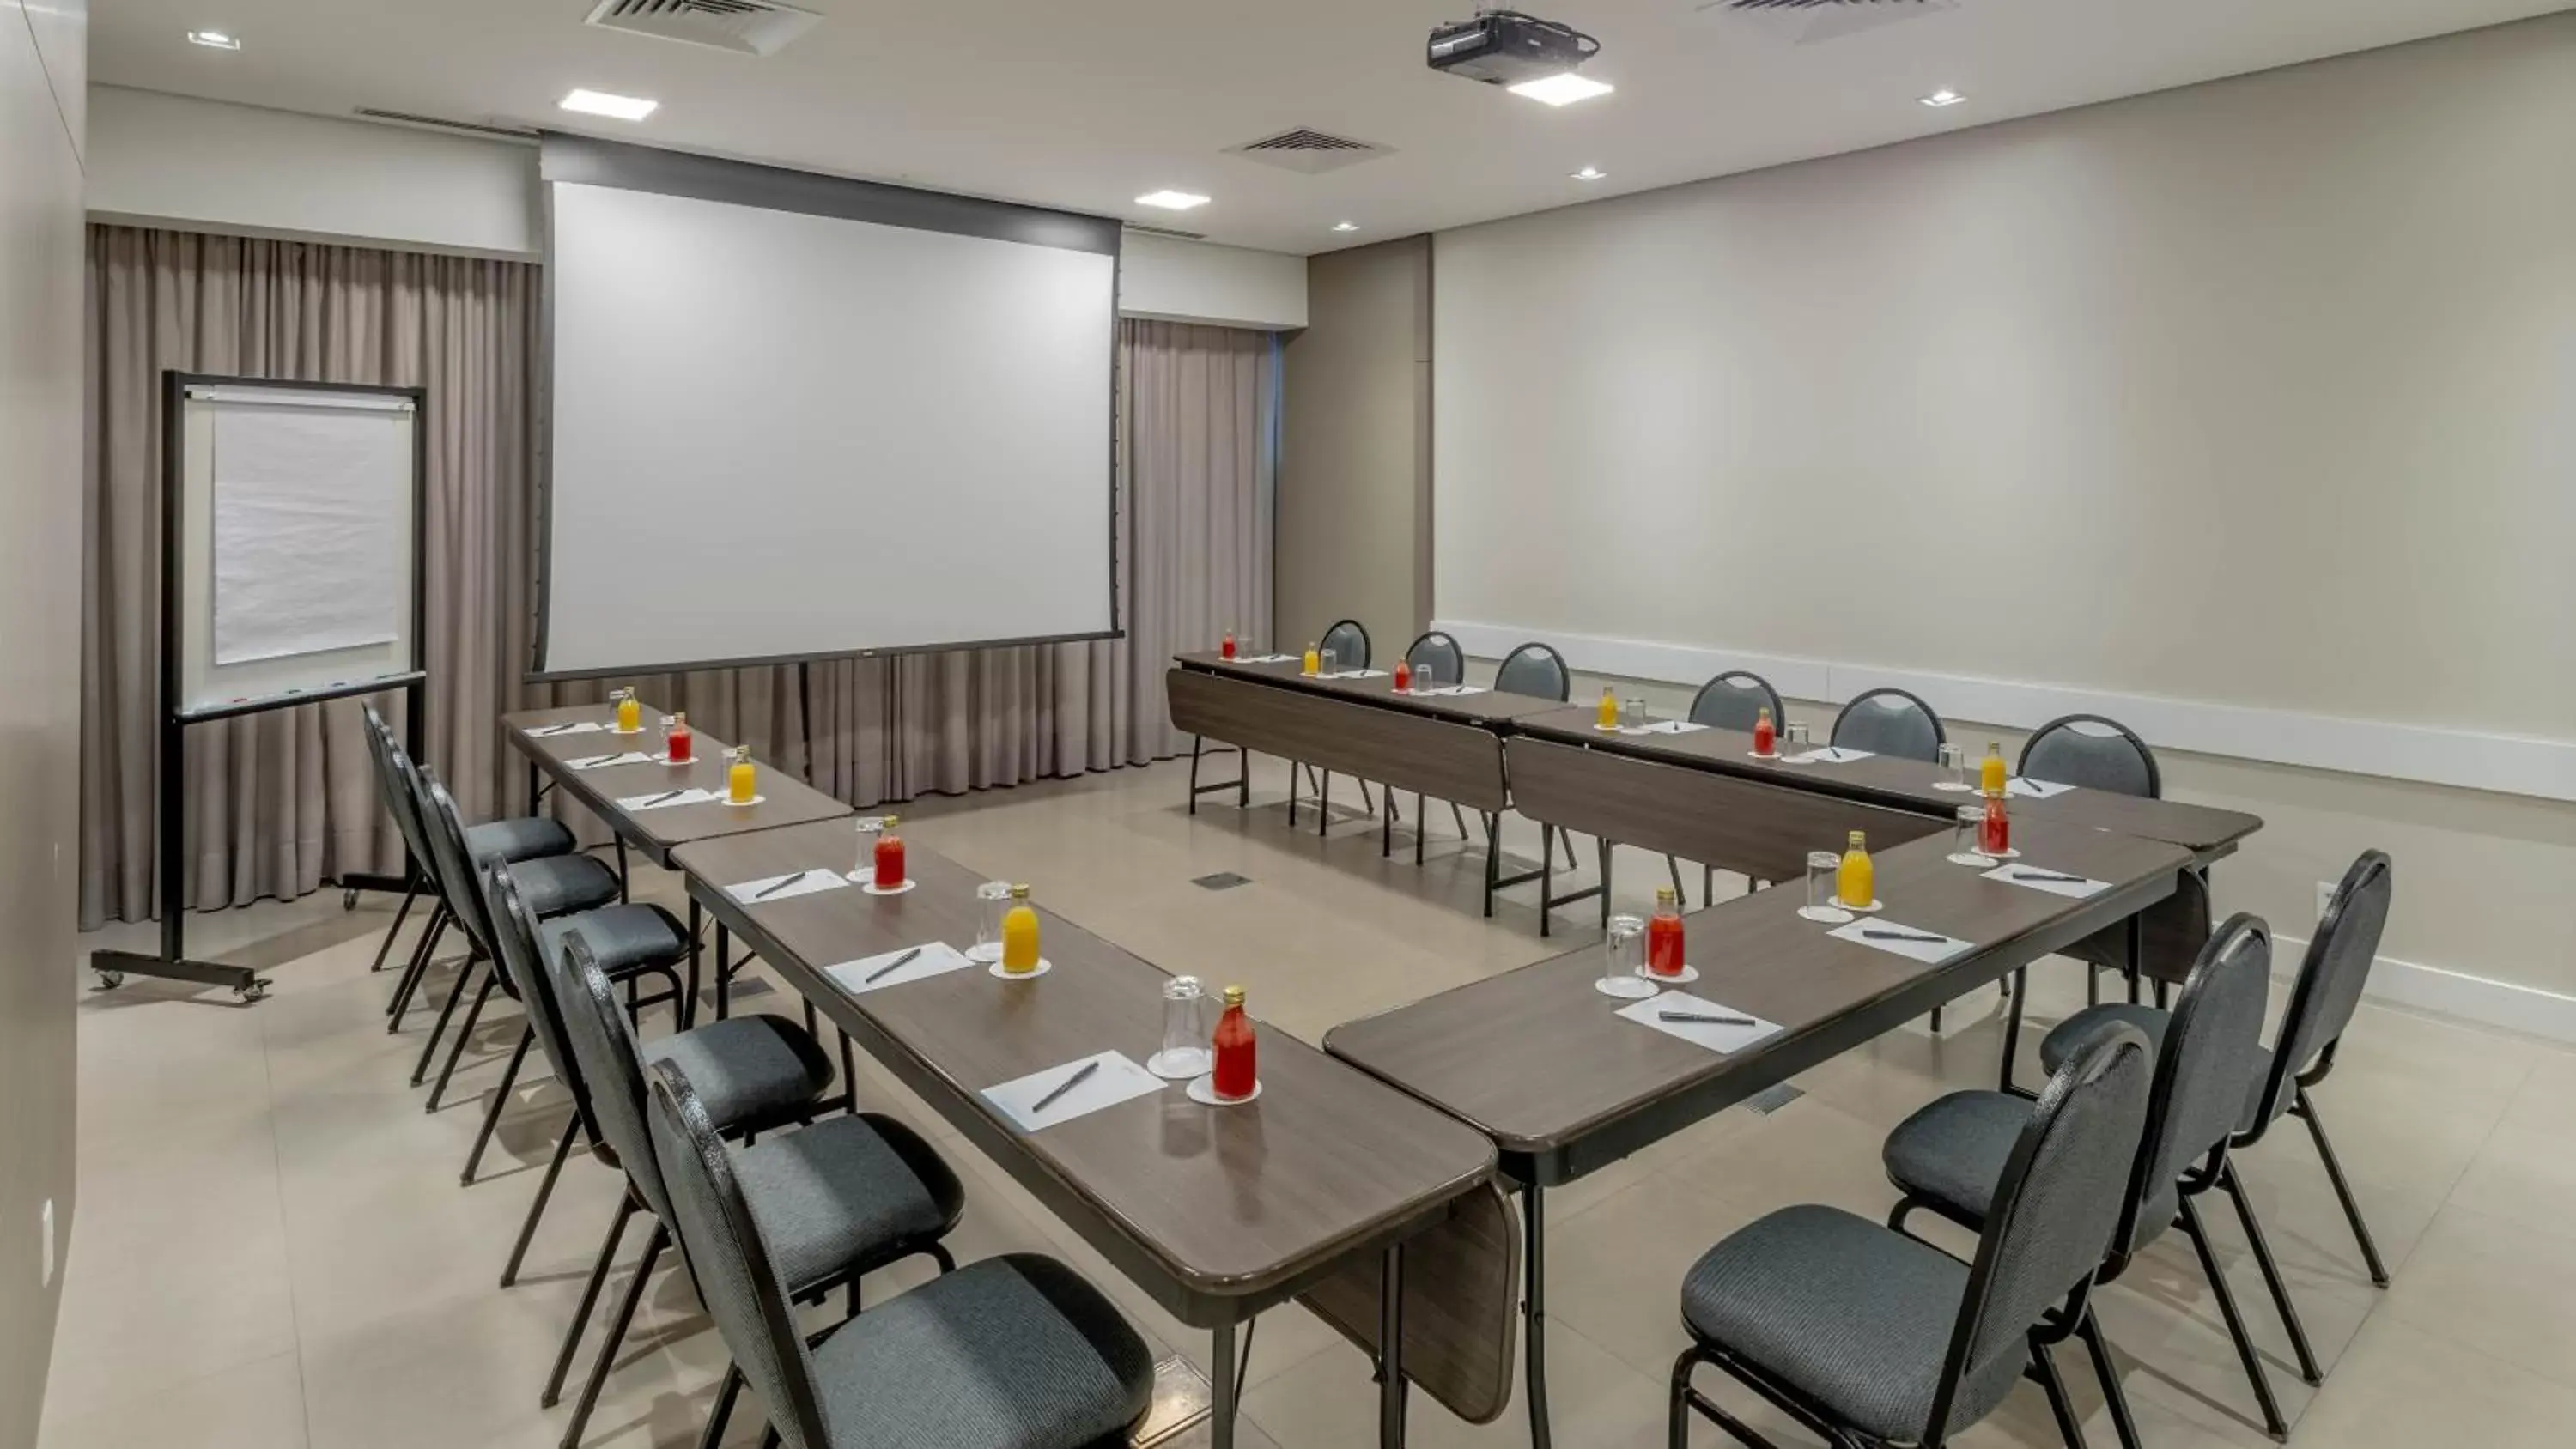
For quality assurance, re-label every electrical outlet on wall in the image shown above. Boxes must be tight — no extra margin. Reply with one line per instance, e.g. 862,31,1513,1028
41,1199,55,1287
2317,880,2337,921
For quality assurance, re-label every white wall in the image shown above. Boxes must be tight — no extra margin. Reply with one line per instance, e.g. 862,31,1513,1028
1,4,88,1445
84,87,1309,329
1432,15,2576,1025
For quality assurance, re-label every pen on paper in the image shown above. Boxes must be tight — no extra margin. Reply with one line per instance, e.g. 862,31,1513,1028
1031,1059,1099,1113
863,948,924,985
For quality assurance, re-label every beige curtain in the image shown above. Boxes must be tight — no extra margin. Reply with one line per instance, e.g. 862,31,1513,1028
82,226,1274,927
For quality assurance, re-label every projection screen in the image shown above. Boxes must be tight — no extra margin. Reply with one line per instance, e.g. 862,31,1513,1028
536,136,1121,678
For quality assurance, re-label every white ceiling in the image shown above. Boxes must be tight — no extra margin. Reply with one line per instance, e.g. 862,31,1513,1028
93,0,2573,255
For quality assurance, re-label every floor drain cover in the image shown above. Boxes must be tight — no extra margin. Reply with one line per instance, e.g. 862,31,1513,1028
1193,872,1251,891
1745,1082,1804,1116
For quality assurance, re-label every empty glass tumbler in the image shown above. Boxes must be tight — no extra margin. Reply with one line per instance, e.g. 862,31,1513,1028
1783,721,1813,755
969,879,1013,962
1598,914,1655,997
1151,976,1214,1079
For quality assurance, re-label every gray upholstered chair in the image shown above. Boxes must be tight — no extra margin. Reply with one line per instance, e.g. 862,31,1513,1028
1296,616,1380,822
1320,617,1370,674
1829,686,1946,763
1680,671,1789,902
1669,1023,2154,1449
2042,853,2397,1373
1492,640,1571,701
362,703,577,1028
406,768,628,1107
2020,713,2160,798
1886,914,2283,1446
556,932,968,1447
646,1052,1155,1449
1405,629,1466,689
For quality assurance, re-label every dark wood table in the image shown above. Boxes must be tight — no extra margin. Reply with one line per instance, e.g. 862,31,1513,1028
1324,817,2190,1447
502,703,854,870
673,823,1498,1448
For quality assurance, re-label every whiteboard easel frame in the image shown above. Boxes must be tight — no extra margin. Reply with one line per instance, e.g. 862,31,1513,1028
88,371,430,1003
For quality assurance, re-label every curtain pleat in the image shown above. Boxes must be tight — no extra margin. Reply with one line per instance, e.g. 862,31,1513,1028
81,226,1274,929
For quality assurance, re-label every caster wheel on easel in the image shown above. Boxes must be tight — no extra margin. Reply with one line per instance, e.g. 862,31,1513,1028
94,970,125,991
343,888,360,911
236,979,270,1003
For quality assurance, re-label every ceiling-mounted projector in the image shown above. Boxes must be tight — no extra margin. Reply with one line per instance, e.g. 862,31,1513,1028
1427,8,1603,87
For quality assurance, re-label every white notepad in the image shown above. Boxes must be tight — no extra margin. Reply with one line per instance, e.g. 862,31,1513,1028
2008,778,2075,799
566,750,655,772
984,1051,1165,1133
616,786,720,812
1983,864,2110,900
1787,746,1874,764
1619,719,1710,737
526,720,611,738
1828,919,1974,965
725,869,852,906
1237,653,1299,664
1615,990,1783,1055
1423,684,1486,697
826,941,975,996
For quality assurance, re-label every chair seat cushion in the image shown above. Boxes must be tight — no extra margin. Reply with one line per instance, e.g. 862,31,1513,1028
506,852,620,919
738,1112,965,1291
643,1014,835,1136
2042,1005,2282,1133
1680,1205,1978,1443
809,1253,1154,1449
539,903,686,977
464,815,576,864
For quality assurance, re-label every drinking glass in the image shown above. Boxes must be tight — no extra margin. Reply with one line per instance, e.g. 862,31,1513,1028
1151,976,1213,1079
851,816,884,876
1783,721,1813,756
1412,660,1437,694
1801,851,1852,922
1319,646,1339,676
969,879,1012,962
1598,914,1655,998
1953,804,1985,861
1623,696,1649,729
1938,743,1973,791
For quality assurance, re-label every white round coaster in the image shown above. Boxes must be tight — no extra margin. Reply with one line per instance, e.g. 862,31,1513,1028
1747,752,1781,762
1836,898,1883,913
1932,781,1977,792
1641,965,1701,985
1949,852,1998,868
1594,976,1658,1000
964,942,1002,965
654,753,693,766
860,879,918,896
988,959,1052,980
1798,906,1855,925
1147,1047,1212,1082
612,725,643,736
1187,1076,1261,1106
721,794,765,808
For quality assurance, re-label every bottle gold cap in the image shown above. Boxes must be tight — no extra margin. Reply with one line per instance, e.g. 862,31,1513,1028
1756,706,1771,719
671,712,685,724
1223,985,1246,1006
1011,883,1030,900
1655,885,1679,906
880,814,898,828
1848,830,1867,846
732,744,750,761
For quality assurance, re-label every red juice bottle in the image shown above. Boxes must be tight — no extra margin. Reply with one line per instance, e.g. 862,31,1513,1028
1394,660,1413,693
1647,887,1686,978
1212,985,1257,1100
1221,630,1236,661
664,712,693,765
1981,792,2011,856
1752,707,1776,756
872,814,907,888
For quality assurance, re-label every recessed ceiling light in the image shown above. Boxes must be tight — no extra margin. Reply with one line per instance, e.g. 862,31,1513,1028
1330,221,1358,233
560,88,659,122
1920,89,1967,109
1509,73,1615,107
1135,190,1211,212
185,30,242,51
1571,166,1607,182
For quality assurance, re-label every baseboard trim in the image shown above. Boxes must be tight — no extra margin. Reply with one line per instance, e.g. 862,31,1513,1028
2269,935,2576,1046
1431,618,2576,803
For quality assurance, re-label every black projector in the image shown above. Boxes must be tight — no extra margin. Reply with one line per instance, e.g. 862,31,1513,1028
1427,10,1602,87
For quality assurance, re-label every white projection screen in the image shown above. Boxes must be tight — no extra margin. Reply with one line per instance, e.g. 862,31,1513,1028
537,136,1121,677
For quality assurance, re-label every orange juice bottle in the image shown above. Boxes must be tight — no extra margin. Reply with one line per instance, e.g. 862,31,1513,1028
1000,885,1041,974
614,688,641,734
1980,743,2008,795
1596,688,1619,728
1837,830,1874,908
1301,642,1321,676
726,745,756,804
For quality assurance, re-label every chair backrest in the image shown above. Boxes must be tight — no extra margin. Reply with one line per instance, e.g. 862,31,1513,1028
1321,618,1371,670
1926,1024,2154,1440
360,705,440,879
556,931,678,1223
1492,642,1570,702
1687,671,1784,734
2117,913,2272,1258
2251,851,2393,1131
1830,688,1947,763
647,1057,835,1449
2020,714,2161,798
485,864,600,1149
416,769,503,966
1405,630,1465,688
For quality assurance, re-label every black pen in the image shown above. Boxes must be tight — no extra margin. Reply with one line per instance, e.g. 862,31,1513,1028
862,947,924,985
753,870,811,900
634,789,685,809
1660,1010,1756,1027
1031,1059,1099,1114
1865,929,1950,944
2012,870,2090,885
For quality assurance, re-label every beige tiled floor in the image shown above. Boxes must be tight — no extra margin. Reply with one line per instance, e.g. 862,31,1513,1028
42,755,2576,1448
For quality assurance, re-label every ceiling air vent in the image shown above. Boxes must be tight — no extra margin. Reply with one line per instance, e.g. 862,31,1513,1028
354,108,539,143
585,0,823,58
1707,0,1959,45
1224,127,1395,176
1123,222,1208,242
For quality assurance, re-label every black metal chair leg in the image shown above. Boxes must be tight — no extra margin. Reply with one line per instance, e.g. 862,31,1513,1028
2295,1088,2392,1288
425,970,497,1111
544,1198,635,1407
367,880,420,973
386,906,451,1028
501,1109,580,1288
1998,965,2030,1092
697,1364,744,1449
1449,801,1468,840
562,1222,667,1449
2075,1307,2145,1449
2030,1340,2093,1449
1701,862,1714,908
462,1025,535,1183
1415,793,1427,866
410,955,483,1088
2220,1161,2324,1384
2178,1194,2290,1440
